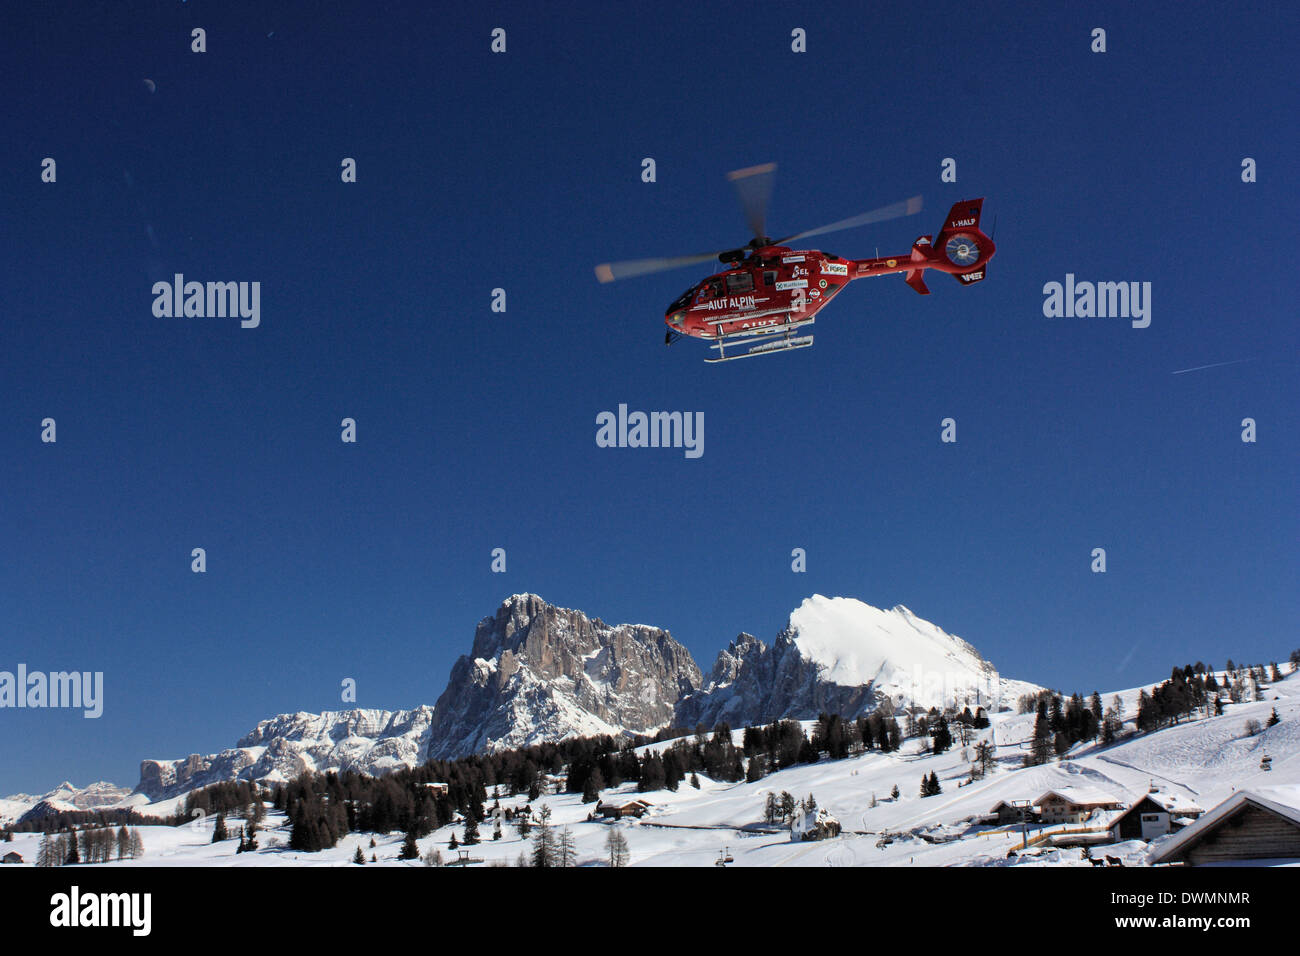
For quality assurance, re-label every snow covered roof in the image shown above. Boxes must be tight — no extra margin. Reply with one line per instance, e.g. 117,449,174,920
1152,787,1300,864
1034,787,1123,808
1107,792,1203,830
1149,792,1203,814
988,799,1033,812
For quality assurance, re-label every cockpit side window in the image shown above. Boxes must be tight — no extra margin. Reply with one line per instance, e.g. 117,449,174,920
725,272,754,293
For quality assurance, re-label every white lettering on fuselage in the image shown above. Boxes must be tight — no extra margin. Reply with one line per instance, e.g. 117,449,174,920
699,295,757,311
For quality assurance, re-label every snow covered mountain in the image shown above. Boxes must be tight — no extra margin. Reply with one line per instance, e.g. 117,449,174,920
676,595,1039,728
134,707,437,801
1,780,134,826
24,593,1037,806
422,593,702,759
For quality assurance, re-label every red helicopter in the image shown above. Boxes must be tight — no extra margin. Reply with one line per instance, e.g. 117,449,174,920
594,163,995,362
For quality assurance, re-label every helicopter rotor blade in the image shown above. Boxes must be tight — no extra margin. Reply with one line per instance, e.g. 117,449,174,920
726,162,777,242
774,195,923,246
594,250,725,283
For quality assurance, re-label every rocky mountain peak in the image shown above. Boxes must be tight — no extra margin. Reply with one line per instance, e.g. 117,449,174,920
424,595,703,760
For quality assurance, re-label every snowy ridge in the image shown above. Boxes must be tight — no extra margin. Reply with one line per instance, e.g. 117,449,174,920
1,780,136,827
134,706,437,801
790,597,998,693
677,595,1039,728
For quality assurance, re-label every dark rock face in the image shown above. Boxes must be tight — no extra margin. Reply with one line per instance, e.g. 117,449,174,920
423,593,703,759
674,630,880,729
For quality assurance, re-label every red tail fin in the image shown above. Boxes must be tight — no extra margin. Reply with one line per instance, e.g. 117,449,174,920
935,198,993,285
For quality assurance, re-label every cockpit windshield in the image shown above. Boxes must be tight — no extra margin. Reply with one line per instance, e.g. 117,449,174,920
668,287,696,313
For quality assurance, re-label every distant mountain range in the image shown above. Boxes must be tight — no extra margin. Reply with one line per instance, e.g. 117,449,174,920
0,780,136,827
6,593,1040,813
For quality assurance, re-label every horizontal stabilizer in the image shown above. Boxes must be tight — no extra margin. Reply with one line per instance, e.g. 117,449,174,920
905,269,930,295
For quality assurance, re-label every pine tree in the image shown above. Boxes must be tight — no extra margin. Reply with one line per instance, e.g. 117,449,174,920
353,845,366,865
65,833,80,865
116,826,130,861
1267,708,1281,727
931,715,953,754
530,805,556,867
399,827,420,860
211,811,229,843
463,815,480,846
37,832,53,867
581,770,603,804
890,784,900,801
1026,699,1052,765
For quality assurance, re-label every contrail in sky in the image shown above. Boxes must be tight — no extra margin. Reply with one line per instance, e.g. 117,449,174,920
1170,357,1256,375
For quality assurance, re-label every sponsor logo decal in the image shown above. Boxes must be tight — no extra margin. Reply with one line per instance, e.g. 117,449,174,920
775,279,807,291
820,262,848,276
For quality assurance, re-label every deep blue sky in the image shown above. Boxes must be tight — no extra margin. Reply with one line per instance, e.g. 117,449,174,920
2,2,1296,794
